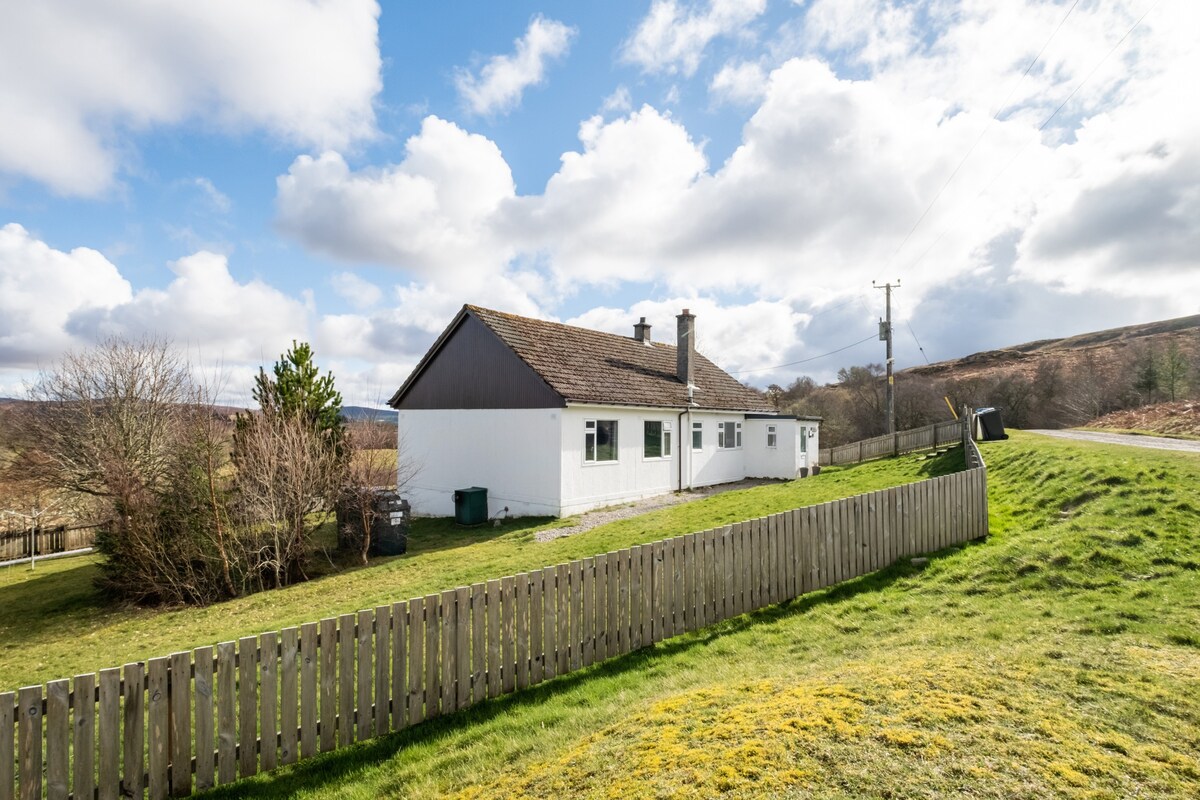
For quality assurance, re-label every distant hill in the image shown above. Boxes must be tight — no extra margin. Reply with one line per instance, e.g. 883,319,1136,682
341,406,398,425
903,313,1200,383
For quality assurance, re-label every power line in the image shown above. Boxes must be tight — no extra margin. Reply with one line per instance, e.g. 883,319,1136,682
907,321,931,364
887,0,1082,264
730,333,877,375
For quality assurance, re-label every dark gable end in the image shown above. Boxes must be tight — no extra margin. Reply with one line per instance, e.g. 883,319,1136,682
390,305,773,413
389,311,565,409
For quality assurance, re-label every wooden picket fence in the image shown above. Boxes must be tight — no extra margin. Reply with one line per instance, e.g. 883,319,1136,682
0,524,100,563
819,419,964,467
2,449,988,800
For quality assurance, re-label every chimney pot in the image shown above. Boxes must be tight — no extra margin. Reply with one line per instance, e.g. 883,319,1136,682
633,316,652,344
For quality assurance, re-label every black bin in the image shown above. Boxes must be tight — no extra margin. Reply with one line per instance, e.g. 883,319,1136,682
975,407,1009,441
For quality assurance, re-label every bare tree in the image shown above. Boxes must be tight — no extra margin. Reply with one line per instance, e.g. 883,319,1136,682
232,410,345,587
15,338,240,603
340,418,419,564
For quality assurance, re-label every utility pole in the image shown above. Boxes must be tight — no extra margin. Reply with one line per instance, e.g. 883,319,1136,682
873,279,900,435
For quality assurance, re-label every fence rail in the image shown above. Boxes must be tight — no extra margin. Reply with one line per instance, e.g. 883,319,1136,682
818,419,963,467
0,523,100,562
2,440,988,800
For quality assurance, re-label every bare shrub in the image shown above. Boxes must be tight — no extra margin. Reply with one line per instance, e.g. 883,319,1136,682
20,337,236,604
231,410,345,588
340,418,419,564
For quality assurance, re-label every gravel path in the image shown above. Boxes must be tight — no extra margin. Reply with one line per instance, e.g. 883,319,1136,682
535,479,784,542
1029,429,1200,454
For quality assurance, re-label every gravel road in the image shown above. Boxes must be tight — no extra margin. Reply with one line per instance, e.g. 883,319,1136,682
1028,429,1200,454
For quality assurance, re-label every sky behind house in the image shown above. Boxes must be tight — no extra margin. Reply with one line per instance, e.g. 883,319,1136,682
2,0,1197,405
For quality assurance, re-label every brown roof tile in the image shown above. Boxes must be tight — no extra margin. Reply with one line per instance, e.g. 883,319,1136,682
465,305,774,412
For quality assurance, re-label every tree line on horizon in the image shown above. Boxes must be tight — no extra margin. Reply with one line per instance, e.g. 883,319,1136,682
760,335,1200,447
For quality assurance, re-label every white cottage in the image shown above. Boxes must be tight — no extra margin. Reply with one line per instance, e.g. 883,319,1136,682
388,305,821,518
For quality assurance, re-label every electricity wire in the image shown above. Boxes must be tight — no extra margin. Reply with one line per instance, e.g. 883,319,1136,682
730,334,878,375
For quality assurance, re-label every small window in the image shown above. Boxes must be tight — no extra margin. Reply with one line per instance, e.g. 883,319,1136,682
718,421,742,449
644,421,673,458
800,427,808,453
692,421,703,450
767,424,777,448
585,419,619,462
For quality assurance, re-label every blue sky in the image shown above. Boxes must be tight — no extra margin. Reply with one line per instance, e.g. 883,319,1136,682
2,0,1197,405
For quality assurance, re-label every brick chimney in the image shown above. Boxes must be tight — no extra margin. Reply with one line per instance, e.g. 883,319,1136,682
633,317,652,345
676,308,695,387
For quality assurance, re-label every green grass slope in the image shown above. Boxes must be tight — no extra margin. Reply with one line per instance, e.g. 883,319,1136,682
0,448,956,690
199,432,1200,799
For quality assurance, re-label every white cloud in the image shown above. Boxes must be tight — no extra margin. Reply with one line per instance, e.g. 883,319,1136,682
276,117,516,279
602,86,633,114
193,178,232,215
332,272,383,310
0,223,133,366
454,16,577,116
622,0,766,77
709,60,767,105
68,252,310,364
569,297,809,376
0,0,382,196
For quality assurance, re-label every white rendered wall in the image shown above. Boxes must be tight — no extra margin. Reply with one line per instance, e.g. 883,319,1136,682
796,420,820,471
560,405,680,517
743,418,798,479
685,411,748,489
397,408,562,518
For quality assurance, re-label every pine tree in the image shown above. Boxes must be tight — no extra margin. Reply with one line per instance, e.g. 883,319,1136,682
240,341,346,457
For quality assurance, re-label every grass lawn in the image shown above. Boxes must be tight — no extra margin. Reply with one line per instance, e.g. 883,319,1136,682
0,446,958,690
185,431,1200,799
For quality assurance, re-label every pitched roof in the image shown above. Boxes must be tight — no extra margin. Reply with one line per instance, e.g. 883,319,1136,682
390,305,774,412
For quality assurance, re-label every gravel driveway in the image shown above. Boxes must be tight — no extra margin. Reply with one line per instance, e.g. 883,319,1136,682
534,478,784,542
1029,429,1200,454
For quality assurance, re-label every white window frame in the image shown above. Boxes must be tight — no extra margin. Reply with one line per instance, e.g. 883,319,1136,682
767,424,777,449
584,419,619,464
718,420,742,450
692,421,703,451
643,420,673,460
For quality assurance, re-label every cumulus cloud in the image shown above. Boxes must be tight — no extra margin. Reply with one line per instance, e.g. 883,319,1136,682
67,251,310,363
0,223,132,366
276,117,516,279
0,0,382,196
622,0,766,76
455,16,576,116
331,272,383,310
709,60,767,105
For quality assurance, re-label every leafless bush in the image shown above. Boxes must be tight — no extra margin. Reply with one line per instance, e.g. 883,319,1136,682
19,337,236,604
340,418,419,564
231,410,345,588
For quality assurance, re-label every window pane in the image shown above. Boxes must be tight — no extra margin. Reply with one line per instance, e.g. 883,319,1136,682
585,431,596,461
692,422,702,450
663,430,672,457
800,427,807,453
644,421,662,458
596,420,618,461
717,424,725,448
736,423,742,448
